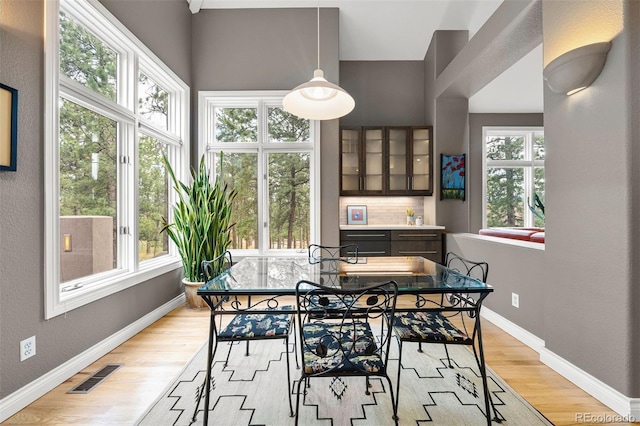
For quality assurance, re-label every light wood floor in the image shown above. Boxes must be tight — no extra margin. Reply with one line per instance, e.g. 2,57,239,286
2,301,635,426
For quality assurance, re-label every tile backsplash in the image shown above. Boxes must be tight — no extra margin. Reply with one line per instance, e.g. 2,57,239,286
339,197,431,226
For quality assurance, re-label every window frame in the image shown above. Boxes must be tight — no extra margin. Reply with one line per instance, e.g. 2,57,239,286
45,0,190,319
482,126,544,229
198,91,320,257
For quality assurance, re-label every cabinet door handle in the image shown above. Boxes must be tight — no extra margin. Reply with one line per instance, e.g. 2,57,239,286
398,250,437,255
346,233,387,237
397,233,437,238
360,251,387,255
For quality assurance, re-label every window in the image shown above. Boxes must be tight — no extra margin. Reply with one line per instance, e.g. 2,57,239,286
199,92,319,255
45,0,189,318
482,127,544,229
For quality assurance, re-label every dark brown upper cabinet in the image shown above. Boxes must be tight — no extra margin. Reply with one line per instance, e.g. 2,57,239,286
340,126,433,196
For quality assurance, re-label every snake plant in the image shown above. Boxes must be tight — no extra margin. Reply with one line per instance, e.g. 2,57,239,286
161,154,236,282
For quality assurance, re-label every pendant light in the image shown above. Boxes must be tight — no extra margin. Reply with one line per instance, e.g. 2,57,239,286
283,5,355,120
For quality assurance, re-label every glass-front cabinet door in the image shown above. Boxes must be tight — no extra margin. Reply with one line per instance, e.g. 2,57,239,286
340,126,432,195
388,127,409,191
362,127,384,194
411,127,432,193
386,126,433,195
340,128,360,193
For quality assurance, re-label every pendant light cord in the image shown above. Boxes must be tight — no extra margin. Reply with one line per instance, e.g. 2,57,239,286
316,2,320,70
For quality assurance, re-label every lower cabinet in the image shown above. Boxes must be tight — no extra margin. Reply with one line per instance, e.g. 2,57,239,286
340,230,391,257
340,228,443,263
390,230,442,262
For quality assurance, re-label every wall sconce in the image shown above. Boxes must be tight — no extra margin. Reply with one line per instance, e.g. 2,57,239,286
543,42,611,95
64,234,72,252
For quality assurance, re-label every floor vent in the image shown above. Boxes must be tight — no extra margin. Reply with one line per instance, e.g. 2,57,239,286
67,363,123,394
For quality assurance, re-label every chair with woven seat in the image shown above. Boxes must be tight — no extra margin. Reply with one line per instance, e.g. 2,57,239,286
193,250,296,421
392,251,501,425
294,279,399,425
308,243,358,265
307,243,360,313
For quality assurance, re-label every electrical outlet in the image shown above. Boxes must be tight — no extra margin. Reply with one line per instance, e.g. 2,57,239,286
20,336,36,361
511,293,520,308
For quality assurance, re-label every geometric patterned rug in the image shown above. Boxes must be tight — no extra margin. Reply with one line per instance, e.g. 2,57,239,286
136,337,553,426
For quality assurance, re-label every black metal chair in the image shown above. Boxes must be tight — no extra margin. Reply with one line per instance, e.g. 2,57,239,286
294,279,399,425
193,251,296,421
392,251,501,425
308,243,358,265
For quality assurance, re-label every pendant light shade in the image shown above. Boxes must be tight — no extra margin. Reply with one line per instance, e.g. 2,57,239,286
283,69,355,120
283,6,355,120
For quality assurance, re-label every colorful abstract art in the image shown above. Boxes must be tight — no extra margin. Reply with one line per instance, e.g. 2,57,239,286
441,154,465,200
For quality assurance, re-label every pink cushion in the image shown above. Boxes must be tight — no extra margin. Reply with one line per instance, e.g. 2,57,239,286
530,232,545,243
479,228,538,241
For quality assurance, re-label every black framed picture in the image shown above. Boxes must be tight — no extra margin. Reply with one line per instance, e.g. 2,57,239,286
0,82,18,172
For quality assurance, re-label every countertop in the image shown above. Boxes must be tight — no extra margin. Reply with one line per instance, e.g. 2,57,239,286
340,224,445,230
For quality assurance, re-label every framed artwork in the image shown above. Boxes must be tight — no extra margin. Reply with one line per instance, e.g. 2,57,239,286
0,83,18,172
440,154,465,200
347,205,367,225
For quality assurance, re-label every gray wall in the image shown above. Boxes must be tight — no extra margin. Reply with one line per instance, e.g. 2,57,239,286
340,61,425,126
446,235,546,338
468,113,543,232
191,8,342,246
541,0,639,396
0,0,190,399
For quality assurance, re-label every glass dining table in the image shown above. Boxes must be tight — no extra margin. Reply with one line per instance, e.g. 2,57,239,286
196,255,493,424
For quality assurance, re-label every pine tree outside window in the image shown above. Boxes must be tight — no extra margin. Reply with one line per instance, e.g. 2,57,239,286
482,127,545,229
45,0,189,318
199,92,319,255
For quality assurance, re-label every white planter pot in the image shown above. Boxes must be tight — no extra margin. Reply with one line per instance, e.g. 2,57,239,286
182,278,207,309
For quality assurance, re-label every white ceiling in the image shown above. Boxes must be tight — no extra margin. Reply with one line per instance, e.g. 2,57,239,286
192,0,543,113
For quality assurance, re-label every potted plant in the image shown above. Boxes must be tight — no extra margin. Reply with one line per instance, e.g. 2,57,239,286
406,207,415,225
161,154,236,308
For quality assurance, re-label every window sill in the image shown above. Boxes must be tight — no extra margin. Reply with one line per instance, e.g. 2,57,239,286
46,258,182,319
454,233,545,251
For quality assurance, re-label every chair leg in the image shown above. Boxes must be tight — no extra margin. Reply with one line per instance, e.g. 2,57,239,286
194,312,219,424
245,340,250,356
292,317,300,369
443,343,453,368
417,342,423,353
395,340,404,418
474,322,503,424
365,377,371,395
224,341,234,367
293,377,305,425
285,336,294,417
384,375,399,425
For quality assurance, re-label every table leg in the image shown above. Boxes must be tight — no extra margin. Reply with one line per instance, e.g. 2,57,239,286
203,308,216,425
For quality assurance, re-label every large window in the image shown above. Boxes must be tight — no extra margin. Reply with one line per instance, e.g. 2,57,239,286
199,92,319,255
483,127,544,228
45,0,189,318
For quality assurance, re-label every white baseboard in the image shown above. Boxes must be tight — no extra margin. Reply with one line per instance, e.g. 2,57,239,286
0,295,185,423
481,306,546,353
482,307,640,421
540,349,640,421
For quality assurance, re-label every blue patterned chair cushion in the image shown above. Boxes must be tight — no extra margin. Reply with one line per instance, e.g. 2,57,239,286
393,311,470,343
301,321,383,375
219,307,293,339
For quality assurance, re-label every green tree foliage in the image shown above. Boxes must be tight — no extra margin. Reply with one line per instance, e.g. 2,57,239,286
59,11,172,262
139,136,168,259
214,107,311,249
485,136,525,227
59,12,117,100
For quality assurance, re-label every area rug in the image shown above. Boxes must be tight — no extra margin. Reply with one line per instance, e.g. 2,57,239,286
137,337,552,426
